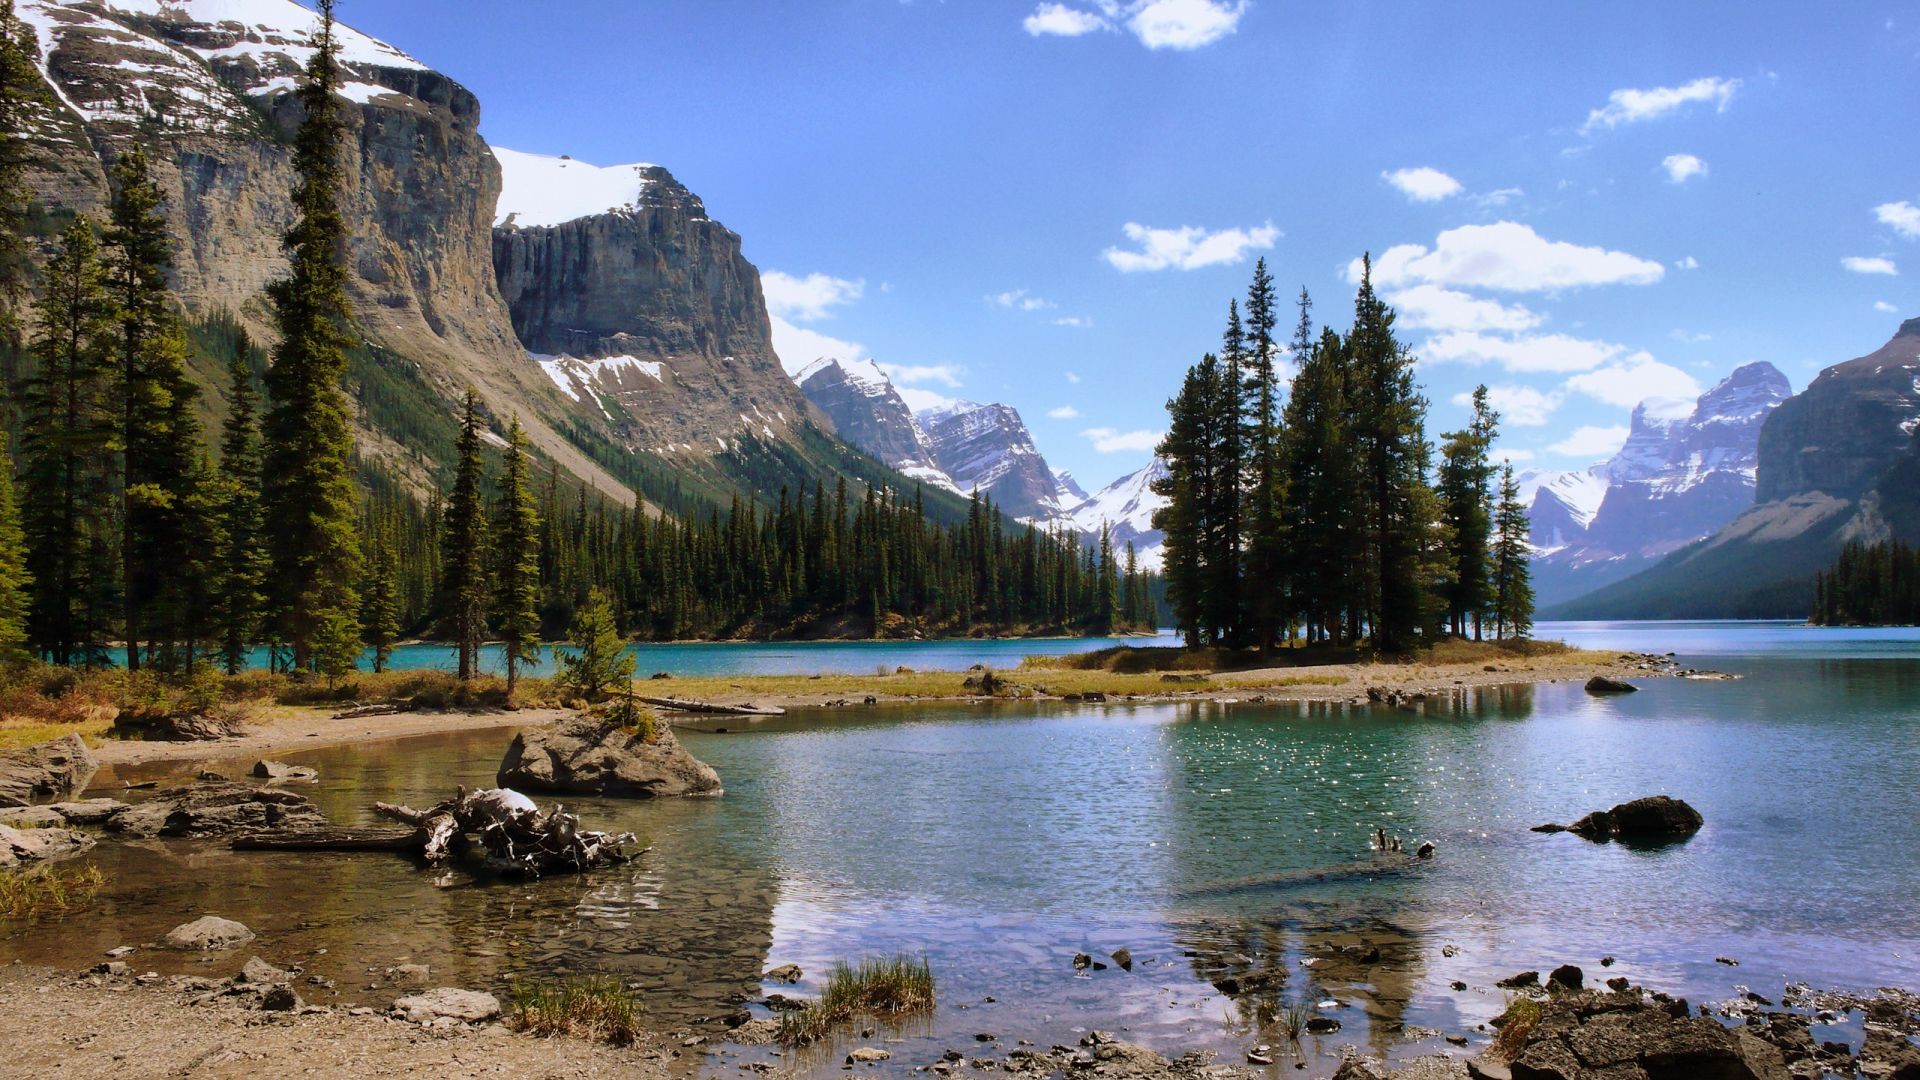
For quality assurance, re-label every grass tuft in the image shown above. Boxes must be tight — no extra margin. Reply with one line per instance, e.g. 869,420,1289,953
780,954,935,1046
508,976,639,1045
1492,993,1543,1059
0,863,106,919
1281,1001,1309,1042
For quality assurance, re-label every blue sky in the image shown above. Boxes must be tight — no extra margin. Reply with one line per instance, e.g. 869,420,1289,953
348,0,1920,490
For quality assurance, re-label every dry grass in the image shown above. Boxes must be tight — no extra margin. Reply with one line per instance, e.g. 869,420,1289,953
780,955,935,1046
1492,994,1543,1059
0,863,106,919
507,976,639,1045
656,666,1345,706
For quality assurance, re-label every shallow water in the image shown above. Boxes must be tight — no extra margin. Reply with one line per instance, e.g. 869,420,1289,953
9,622,1920,1077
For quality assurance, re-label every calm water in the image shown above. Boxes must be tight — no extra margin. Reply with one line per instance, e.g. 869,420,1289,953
10,621,1920,1077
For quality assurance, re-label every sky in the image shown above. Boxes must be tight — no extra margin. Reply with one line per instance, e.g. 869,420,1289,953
344,0,1920,492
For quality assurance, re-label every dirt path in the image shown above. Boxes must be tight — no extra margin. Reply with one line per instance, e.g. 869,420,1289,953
89,708,571,771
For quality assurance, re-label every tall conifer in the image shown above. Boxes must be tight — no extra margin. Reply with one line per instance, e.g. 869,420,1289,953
493,418,542,695
439,389,490,679
0,432,30,665
216,348,266,673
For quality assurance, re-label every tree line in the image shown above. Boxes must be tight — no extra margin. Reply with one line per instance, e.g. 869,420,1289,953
0,1,1154,679
1811,541,1920,626
1151,258,1533,652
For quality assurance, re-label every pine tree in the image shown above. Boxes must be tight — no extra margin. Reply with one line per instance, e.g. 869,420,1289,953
1280,317,1354,645
261,0,361,671
1437,385,1498,639
492,418,542,695
1153,357,1219,646
1213,301,1247,644
438,389,490,679
559,587,633,701
0,0,37,368
1243,260,1287,652
215,342,267,673
0,431,31,665
1348,255,1431,651
1490,464,1534,639
360,533,400,673
19,220,115,665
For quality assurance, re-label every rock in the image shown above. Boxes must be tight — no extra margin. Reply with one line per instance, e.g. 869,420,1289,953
496,715,722,797
107,782,329,839
239,956,289,985
112,708,249,742
1090,1042,1169,1072
1547,965,1584,991
0,735,98,807
1498,971,1541,989
250,760,319,783
1073,952,1093,971
650,672,673,680
1497,988,1789,1080
385,963,430,984
260,985,302,1011
1416,841,1436,859
730,1018,782,1046
1332,1062,1389,1080
846,1047,891,1065
1110,947,1133,971
762,963,802,983
0,823,95,866
1607,977,1631,993
1585,676,1639,694
163,916,254,950
962,671,1004,693
1305,1017,1341,1034
105,946,135,958
1539,795,1703,844
92,961,129,977
392,987,502,1024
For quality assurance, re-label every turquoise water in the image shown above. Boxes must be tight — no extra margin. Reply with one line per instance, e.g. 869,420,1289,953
13,620,1920,1077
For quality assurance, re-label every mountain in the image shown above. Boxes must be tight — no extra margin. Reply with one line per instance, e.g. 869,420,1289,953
1527,361,1791,607
1553,321,1920,618
790,357,957,494
1052,459,1169,569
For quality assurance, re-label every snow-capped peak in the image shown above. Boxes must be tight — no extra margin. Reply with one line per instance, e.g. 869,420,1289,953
102,0,428,71
493,148,656,229
796,356,894,399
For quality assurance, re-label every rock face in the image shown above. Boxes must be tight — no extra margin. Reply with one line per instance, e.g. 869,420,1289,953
0,734,97,807
1535,795,1703,843
163,915,254,950
794,358,959,494
1529,362,1792,607
496,716,722,798
920,401,1073,521
1559,319,1920,618
105,782,329,839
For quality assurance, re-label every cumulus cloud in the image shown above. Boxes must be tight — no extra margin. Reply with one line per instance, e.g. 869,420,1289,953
1550,425,1632,458
1676,256,1701,270
1106,220,1278,272
1844,256,1899,276
1065,371,1082,383
1420,331,1644,374
1081,426,1164,452
1389,284,1542,334
1494,447,1536,464
1382,166,1463,203
1581,76,1739,134
1354,222,1664,293
771,316,864,373
1565,356,1703,408
1877,200,1920,240
884,363,964,388
1021,0,1245,49
990,288,1055,311
762,270,864,322
1876,300,1900,313
1047,405,1081,419
1053,316,1093,328
897,386,959,414
1452,385,1563,426
1662,153,1707,183
1475,187,1525,209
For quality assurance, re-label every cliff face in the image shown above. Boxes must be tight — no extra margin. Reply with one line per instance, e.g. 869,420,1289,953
1756,318,1920,503
793,357,954,491
15,0,628,498
920,402,1070,521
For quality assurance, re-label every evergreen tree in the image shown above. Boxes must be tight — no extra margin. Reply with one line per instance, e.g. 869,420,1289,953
1280,317,1355,645
1436,385,1498,638
1348,255,1432,651
438,389,490,679
0,432,31,665
312,604,361,687
360,533,400,673
1153,356,1220,646
492,418,542,695
215,344,267,673
1242,261,1287,653
1213,301,1247,643
1490,464,1534,639
0,0,38,366
559,587,633,701
19,220,115,665
261,0,361,671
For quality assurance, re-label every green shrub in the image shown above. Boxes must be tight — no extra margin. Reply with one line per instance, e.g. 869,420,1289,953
508,976,638,1045
780,955,935,1045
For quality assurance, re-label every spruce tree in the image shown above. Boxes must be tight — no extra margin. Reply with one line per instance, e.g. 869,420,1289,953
1490,464,1534,639
1153,355,1222,646
1213,301,1247,644
1242,261,1287,652
492,418,542,695
438,389,490,679
0,431,31,665
0,0,37,371
360,533,400,673
1280,317,1354,645
261,0,361,670
20,220,115,665
559,587,633,701
1437,385,1498,639
216,349,266,673
1348,255,1431,651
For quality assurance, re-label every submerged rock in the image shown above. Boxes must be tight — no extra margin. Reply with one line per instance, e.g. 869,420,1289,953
1584,676,1639,694
496,715,722,798
106,782,328,839
163,915,254,950
1535,795,1703,843
0,735,98,807
250,760,319,784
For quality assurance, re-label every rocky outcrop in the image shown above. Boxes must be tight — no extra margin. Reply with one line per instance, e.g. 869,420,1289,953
1583,676,1638,694
795,358,957,492
0,822,95,865
163,915,254,950
1491,987,1789,1080
1533,795,1703,843
921,402,1071,521
105,782,328,839
0,734,97,807
496,716,722,798
1758,319,1920,504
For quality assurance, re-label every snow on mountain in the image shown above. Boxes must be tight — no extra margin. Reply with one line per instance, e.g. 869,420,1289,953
920,402,1069,520
493,148,657,229
1052,458,1169,569
794,357,958,494
1053,468,1089,505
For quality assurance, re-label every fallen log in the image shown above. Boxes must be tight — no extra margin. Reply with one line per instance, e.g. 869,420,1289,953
231,827,422,852
373,786,635,878
636,696,784,716
332,702,405,720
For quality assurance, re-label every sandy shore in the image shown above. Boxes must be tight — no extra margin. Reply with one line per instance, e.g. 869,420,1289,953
88,708,572,772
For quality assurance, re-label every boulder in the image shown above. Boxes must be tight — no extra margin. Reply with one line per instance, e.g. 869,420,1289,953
238,956,290,985
1536,795,1702,844
250,760,319,784
163,915,254,950
105,782,329,839
1498,989,1788,1080
496,715,721,798
846,1047,892,1065
111,708,248,742
0,823,96,866
0,735,98,807
1585,676,1639,694
0,798,124,829
392,987,502,1024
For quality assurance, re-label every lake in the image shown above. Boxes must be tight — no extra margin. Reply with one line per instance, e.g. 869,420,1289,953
11,620,1918,1077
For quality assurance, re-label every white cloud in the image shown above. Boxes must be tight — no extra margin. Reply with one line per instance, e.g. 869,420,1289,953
1670,329,1713,344
1081,426,1163,452
990,288,1055,311
1020,0,1245,49
897,386,959,414
762,270,864,322
1047,405,1081,419
1382,166,1463,203
1676,255,1700,270
1475,187,1525,208
1581,76,1740,134
1023,2,1107,37
1494,447,1536,464
771,315,864,373
1053,315,1093,328
1065,371,1082,383
1355,222,1664,293
1550,425,1631,458
1106,220,1278,272
1452,385,1563,426
1389,284,1542,334
1565,356,1703,408
883,363,964,388
1421,331,1641,374
1662,153,1707,183
1876,300,1900,313
1843,256,1899,276
1875,200,1920,240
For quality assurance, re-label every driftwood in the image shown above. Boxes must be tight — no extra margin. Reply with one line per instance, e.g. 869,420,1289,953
231,826,422,852
637,696,784,717
332,702,405,720
372,786,637,878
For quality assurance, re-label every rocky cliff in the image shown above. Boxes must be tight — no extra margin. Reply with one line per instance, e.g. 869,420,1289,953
1554,322,1920,618
792,357,955,492
1527,362,1791,606
14,0,629,498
